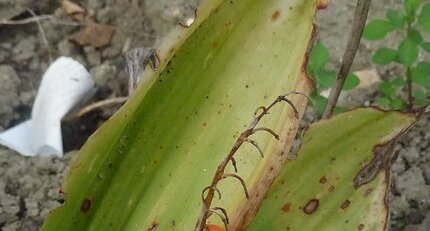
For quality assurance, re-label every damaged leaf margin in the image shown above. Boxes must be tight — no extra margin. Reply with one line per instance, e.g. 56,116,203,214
248,108,416,231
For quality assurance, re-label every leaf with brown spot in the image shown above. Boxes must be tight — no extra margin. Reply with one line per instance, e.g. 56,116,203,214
249,108,415,230
41,0,316,230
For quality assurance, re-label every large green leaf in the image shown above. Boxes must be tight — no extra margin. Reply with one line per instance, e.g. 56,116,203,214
41,0,318,230
248,108,416,231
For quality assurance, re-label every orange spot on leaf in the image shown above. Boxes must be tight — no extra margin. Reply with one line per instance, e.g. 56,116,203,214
282,203,292,213
272,10,281,21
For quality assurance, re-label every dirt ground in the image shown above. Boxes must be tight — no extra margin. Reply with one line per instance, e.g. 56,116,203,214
0,0,429,230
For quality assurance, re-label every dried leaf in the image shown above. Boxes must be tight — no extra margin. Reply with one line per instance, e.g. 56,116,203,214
73,24,114,48
61,0,85,21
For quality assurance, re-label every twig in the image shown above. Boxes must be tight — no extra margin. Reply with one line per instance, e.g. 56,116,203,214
322,0,372,118
195,92,306,231
70,97,128,119
406,67,413,109
0,14,86,26
27,9,52,63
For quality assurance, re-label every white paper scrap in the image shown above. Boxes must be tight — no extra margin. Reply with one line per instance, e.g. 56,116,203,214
0,57,94,157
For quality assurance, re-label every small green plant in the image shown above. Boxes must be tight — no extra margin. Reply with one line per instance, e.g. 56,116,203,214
307,42,360,114
363,0,430,109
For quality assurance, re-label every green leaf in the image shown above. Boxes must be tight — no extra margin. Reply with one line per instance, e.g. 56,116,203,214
317,70,336,88
392,77,406,86
411,67,429,85
308,42,329,76
407,28,423,44
413,89,427,100
376,97,392,108
40,0,317,230
386,9,405,28
421,42,430,53
343,73,360,90
333,106,346,114
311,93,328,115
390,97,406,109
404,0,420,21
363,20,396,40
379,81,396,98
372,48,397,64
397,38,419,66
249,108,416,231
416,99,429,107
418,3,430,33
416,61,430,74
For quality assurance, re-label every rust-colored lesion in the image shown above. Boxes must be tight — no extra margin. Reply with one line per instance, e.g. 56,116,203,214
340,200,350,210
303,199,319,214
80,198,91,213
282,203,292,213
271,10,281,21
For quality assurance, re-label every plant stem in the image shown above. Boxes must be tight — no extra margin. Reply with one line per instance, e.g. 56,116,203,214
406,67,413,108
322,0,372,118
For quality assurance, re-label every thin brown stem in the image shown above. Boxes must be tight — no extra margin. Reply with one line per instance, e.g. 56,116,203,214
0,15,86,26
406,67,413,109
322,0,372,118
27,9,52,63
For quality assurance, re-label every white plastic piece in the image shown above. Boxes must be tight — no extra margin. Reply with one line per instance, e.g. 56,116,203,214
0,57,94,157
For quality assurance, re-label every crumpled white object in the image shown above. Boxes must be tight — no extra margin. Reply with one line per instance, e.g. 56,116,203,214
0,57,94,157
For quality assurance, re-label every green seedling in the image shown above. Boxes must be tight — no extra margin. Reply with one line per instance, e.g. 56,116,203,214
363,0,430,109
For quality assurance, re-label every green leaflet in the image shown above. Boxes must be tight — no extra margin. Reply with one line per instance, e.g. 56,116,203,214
249,108,415,231
41,0,317,230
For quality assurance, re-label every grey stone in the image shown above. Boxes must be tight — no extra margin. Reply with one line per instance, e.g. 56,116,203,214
406,210,425,224
391,195,409,219
90,63,117,86
12,36,37,62
96,6,112,24
0,65,20,127
395,167,430,206
0,47,10,63
88,0,104,9
402,146,421,165
58,39,77,57
84,46,102,67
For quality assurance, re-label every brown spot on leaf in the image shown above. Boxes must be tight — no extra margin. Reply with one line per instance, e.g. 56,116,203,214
282,203,291,213
358,224,365,230
341,200,351,209
303,199,319,214
147,221,159,231
328,185,335,192
319,176,327,184
80,198,91,212
364,188,374,197
272,10,281,21
203,122,207,127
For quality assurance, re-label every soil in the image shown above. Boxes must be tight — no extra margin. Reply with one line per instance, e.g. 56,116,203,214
0,0,428,230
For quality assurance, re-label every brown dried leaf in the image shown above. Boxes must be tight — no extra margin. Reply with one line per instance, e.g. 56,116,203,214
61,0,85,21
73,24,114,48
